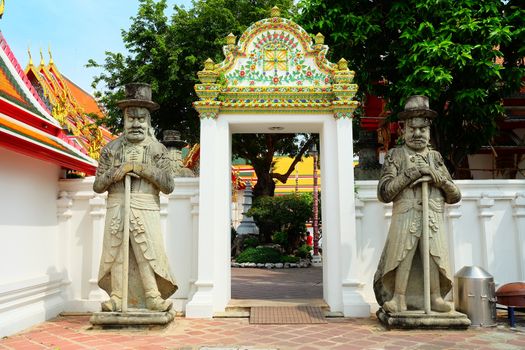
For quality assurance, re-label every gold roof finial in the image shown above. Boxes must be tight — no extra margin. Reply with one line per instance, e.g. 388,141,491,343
271,6,280,17
337,58,348,71
48,46,54,65
0,0,5,20
204,58,215,71
226,33,236,46
315,33,325,45
39,49,45,66
27,47,34,66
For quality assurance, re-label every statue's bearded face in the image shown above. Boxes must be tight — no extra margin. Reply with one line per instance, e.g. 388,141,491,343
403,117,431,151
124,107,150,143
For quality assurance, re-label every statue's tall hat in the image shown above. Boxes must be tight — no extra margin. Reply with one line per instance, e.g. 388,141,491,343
398,95,437,121
117,83,159,111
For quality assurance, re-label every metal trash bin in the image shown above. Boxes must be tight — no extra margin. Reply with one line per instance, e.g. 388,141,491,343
454,266,496,326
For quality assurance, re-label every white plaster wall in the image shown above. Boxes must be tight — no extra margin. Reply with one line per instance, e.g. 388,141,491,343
0,148,64,337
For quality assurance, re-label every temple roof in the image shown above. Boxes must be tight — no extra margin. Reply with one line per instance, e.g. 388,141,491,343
24,48,114,160
0,32,97,174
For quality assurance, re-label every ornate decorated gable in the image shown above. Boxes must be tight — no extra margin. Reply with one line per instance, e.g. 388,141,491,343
0,32,97,174
194,7,358,118
24,49,115,160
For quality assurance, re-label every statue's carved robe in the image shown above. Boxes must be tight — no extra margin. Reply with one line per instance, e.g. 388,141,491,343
374,145,461,309
93,137,177,303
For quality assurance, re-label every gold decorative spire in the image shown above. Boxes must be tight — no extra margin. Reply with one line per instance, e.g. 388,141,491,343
315,33,325,45
27,47,33,66
271,6,280,17
226,33,236,46
39,49,45,66
337,58,348,71
204,58,215,71
48,46,54,65
0,0,5,20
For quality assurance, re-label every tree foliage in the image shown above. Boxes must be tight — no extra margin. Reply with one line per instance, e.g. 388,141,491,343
297,0,524,175
89,0,309,195
248,193,312,252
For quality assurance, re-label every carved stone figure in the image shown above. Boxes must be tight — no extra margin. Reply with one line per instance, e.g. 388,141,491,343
162,129,195,177
374,95,461,314
93,83,177,312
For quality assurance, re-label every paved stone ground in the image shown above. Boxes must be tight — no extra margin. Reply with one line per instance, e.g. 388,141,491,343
1,267,524,349
231,267,322,299
1,314,524,349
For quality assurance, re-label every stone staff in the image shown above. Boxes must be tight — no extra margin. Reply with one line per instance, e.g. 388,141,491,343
421,179,431,314
121,173,133,312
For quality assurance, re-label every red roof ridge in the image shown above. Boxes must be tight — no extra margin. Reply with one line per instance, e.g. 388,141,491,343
0,32,53,116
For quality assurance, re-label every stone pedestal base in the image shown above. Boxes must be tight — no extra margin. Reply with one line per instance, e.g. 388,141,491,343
90,309,175,328
377,308,471,330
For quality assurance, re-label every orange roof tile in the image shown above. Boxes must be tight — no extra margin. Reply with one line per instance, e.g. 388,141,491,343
62,75,103,117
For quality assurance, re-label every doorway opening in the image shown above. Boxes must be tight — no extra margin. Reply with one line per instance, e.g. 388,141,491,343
229,132,325,309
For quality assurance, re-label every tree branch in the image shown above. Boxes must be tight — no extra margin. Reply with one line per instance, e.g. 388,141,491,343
270,137,315,184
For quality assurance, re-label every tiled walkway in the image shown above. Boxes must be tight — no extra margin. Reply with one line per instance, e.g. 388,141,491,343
1,267,524,349
1,314,524,350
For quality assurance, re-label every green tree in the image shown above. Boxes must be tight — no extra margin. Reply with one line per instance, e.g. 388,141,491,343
89,0,310,195
297,0,524,176
248,193,312,252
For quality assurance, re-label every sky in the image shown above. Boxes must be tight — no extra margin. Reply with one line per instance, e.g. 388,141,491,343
0,0,191,94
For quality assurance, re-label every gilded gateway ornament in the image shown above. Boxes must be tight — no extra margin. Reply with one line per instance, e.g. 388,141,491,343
193,7,359,118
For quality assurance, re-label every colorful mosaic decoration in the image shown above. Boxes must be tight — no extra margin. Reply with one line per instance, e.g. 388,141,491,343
194,7,359,118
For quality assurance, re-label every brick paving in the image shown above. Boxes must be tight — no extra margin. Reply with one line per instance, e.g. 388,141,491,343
250,306,326,324
1,267,524,349
1,314,524,349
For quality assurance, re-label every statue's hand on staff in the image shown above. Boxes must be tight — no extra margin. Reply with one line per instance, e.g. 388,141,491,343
412,166,446,187
113,162,135,182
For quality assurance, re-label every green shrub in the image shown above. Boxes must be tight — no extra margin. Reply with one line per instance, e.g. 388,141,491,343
281,255,300,263
295,243,313,259
235,247,282,264
243,236,259,249
248,193,313,253
271,231,287,247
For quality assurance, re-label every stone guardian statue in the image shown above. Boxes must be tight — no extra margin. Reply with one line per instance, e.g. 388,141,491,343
92,83,177,315
374,95,469,328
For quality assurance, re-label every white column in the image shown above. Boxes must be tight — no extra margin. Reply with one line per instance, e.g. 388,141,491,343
320,119,342,313
354,196,364,261
446,201,462,274
165,179,199,312
478,193,494,270
186,116,231,317
186,117,221,318
336,117,370,317
212,116,232,312
189,194,200,297
57,191,73,302
57,191,73,277
88,194,106,301
512,192,525,280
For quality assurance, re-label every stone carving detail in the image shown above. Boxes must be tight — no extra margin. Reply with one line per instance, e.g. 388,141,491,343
92,83,177,314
